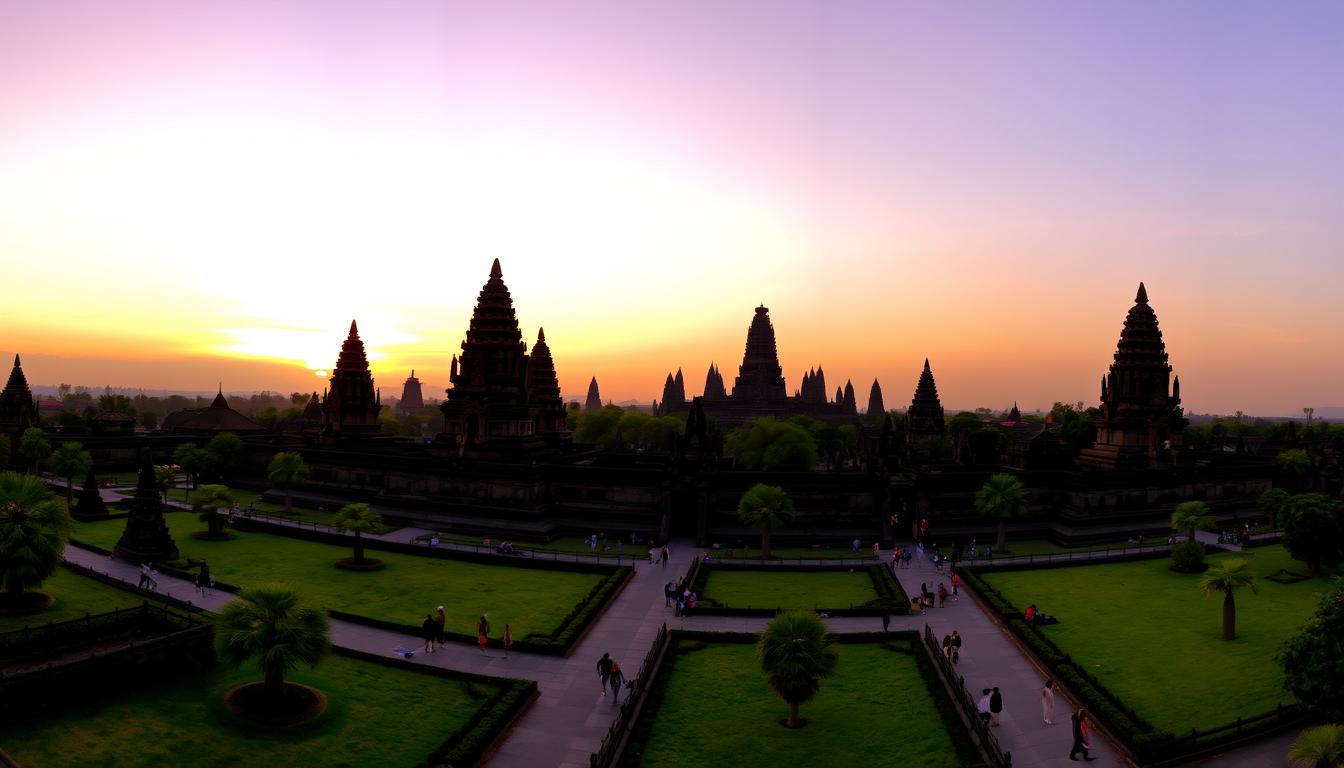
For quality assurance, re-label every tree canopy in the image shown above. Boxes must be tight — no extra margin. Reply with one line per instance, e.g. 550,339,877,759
215,586,330,695
756,611,838,728
1171,501,1216,542
1280,493,1344,575
0,471,72,602
725,419,818,472
1280,581,1344,718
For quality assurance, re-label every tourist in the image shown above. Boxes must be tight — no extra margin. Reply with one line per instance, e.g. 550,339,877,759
421,614,437,654
872,541,880,559
477,614,490,653
609,662,625,703
1042,679,1056,724
430,534,439,548
138,563,152,590
664,582,675,607
902,548,913,569
851,537,861,553
951,571,961,601
1070,708,1094,761
977,689,992,724
647,546,655,564
597,652,614,697
881,609,890,632
989,686,1003,726
195,561,210,596
941,632,953,660
661,544,670,567
434,606,447,648
969,538,977,558
503,624,513,658
916,542,925,562
937,582,949,607
950,630,962,663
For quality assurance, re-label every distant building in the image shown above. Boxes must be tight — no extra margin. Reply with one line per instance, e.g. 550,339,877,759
397,370,425,416
584,377,603,411
160,388,267,436
321,320,385,442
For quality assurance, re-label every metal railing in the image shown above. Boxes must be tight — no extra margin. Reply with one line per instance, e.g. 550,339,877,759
590,622,669,768
922,623,1012,768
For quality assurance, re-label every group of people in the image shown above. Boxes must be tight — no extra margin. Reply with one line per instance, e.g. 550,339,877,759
939,630,963,663
595,651,631,703
418,609,513,657
911,576,959,613
647,544,671,566
664,579,697,614
136,563,159,591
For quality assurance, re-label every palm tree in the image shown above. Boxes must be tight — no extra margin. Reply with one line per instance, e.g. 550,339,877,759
172,443,202,502
49,442,92,507
737,484,795,560
332,503,383,566
154,466,176,504
214,586,330,698
0,471,72,606
975,473,1028,553
1172,501,1216,542
757,611,838,728
266,451,309,516
1200,559,1258,640
1288,724,1344,768
194,484,235,538
18,428,51,475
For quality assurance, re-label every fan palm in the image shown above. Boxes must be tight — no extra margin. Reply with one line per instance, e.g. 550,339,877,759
214,586,330,696
1172,501,1216,542
757,611,837,728
194,484,235,538
0,471,72,604
737,484,795,560
266,451,309,516
1200,559,1258,640
49,442,92,507
332,503,383,565
975,473,1028,553
1288,724,1344,768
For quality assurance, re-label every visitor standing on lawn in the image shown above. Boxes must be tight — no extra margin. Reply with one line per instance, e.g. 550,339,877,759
597,652,614,697
989,686,1003,726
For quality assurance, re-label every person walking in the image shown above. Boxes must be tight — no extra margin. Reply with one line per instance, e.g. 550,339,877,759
941,632,953,660
503,624,513,658
661,544,670,567
881,609,891,633
951,571,961,601
1070,708,1094,761
196,561,210,596
597,652,614,697
989,686,1003,726
937,582,949,607
951,630,962,663
1042,679,1056,724
872,541,880,559
434,606,447,649
609,661,626,703
138,563,152,590
477,614,490,653
976,689,992,725
420,613,437,654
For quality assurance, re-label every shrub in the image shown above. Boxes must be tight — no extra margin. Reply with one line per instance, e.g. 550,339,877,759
1168,540,1208,573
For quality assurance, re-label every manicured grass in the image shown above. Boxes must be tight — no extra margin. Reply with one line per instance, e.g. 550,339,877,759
701,570,878,610
72,512,604,640
165,486,384,530
981,547,1326,732
636,640,961,767
0,653,495,768
0,568,147,633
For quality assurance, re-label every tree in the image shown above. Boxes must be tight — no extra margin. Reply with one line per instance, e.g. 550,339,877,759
1257,488,1291,529
0,471,72,606
332,503,383,566
737,484,795,560
18,428,51,474
724,419,818,471
172,443,202,501
975,473,1028,553
947,411,985,438
1199,559,1258,640
194,484,235,538
154,466,176,503
49,442,92,507
203,432,244,482
1281,494,1344,575
1277,448,1312,476
1280,582,1344,718
214,586,330,698
1171,501,1215,542
756,611,838,728
266,451,309,515
1288,724,1344,768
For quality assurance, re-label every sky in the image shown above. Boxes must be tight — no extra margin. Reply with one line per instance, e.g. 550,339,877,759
1,1,1341,416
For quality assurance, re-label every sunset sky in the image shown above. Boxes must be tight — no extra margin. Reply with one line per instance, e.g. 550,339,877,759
2,1,1341,416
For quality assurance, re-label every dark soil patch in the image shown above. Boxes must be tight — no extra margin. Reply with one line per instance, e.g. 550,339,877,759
224,682,327,727
0,592,55,616
334,558,385,571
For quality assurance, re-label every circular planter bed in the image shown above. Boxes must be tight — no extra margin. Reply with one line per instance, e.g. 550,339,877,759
0,592,55,616
224,682,327,727
192,532,236,541
334,558,385,571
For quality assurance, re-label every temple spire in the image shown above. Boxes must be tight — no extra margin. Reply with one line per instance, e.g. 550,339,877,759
490,258,503,279
1135,282,1148,304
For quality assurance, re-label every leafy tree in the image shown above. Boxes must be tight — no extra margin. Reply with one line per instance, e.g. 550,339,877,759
573,405,625,446
56,411,85,432
1171,501,1215,542
266,451,309,515
18,428,51,474
737,484,795,560
49,442,92,507
724,419,818,471
172,443,202,500
154,465,176,503
1199,559,1258,640
756,611,838,729
140,412,158,430
1281,494,1344,575
0,471,72,605
194,484,235,538
1280,582,1344,718
975,473,1028,553
332,503,383,566
98,393,136,415
1288,724,1344,768
1277,448,1312,476
203,432,244,482
947,411,985,438
1257,488,1291,529
214,586,330,698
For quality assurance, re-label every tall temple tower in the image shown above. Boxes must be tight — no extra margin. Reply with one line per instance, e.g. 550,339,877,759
113,451,179,563
867,379,885,416
841,380,857,415
906,359,947,447
731,306,788,402
584,377,603,411
321,320,384,440
525,329,568,436
0,354,39,433
1078,283,1187,470
702,364,727,401
397,370,424,416
658,369,687,413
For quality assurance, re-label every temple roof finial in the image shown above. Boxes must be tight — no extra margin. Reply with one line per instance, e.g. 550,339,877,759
537,327,546,343
12,354,19,367
349,319,359,336
490,258,503,279
1135,282,1148,304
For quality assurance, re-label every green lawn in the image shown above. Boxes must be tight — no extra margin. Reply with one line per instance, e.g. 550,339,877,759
701,569,878,610
636,640,962,767
0,654,495,768
72,512,604,640
0,568,148,633
165,486,380,530
981,547,1326,731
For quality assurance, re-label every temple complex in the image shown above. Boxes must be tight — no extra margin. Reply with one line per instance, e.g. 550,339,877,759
396,370,424,416
584,377,603,411
320,321,385,441
1078,283,1187,470
867,379,885,416
905,359,947,447
702,364,727,400
113,452,179,563
0,355,39,439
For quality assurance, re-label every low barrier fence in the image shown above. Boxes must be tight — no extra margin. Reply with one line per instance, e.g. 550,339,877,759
922,624,1013,768
589,622,669,768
